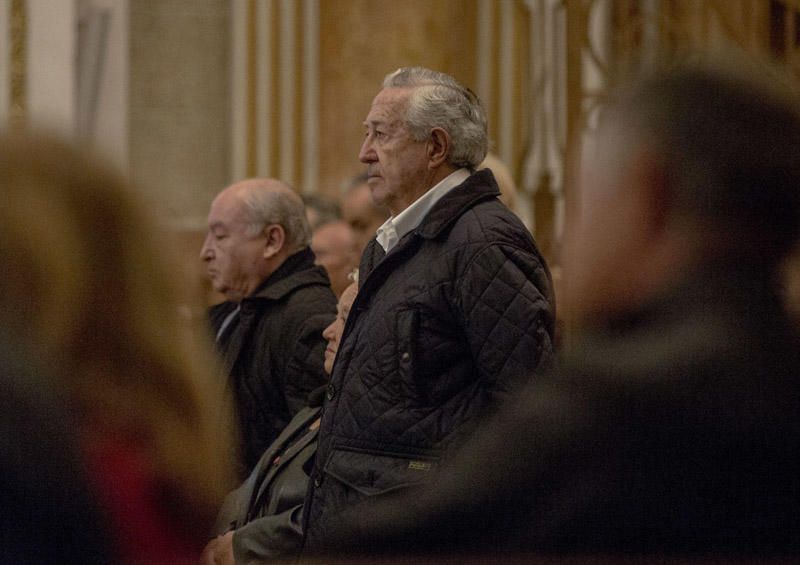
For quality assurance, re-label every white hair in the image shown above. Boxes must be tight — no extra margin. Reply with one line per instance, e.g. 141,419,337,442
241,182,311,252
383,67,488,169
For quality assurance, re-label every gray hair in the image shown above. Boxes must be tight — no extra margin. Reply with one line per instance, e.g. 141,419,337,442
241,182,311,252
383,67,488,169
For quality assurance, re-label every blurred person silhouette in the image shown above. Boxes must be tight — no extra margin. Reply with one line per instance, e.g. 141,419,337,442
319,62,800,558
303,194,341,231
340,173,390,257
311,221,359,297
201,179,336,477
0,131,234,563
201,280,358,565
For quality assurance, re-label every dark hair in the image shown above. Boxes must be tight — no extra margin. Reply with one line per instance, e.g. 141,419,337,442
602,63,800,264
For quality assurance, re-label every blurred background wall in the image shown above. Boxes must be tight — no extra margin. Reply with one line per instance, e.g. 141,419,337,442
1,0,798,293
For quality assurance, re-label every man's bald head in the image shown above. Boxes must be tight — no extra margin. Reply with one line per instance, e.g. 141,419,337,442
222,178,311,253
597,64,800,261
564,63,800,327
202,178,311,301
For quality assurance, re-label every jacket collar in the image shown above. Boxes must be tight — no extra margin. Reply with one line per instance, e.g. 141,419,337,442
414,168,501,240
357,169,502,287
355,169,501,298
246,247,329,302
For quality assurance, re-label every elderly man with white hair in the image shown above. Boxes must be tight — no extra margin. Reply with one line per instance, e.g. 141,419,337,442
202,178,336,478
303,67,555,549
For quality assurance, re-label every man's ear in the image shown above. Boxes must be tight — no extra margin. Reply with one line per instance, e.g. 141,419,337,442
263,224,286,259
427,127,450,169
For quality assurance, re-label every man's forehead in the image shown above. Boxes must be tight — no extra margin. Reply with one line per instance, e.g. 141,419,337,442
364,88,411,125
209,191,247,225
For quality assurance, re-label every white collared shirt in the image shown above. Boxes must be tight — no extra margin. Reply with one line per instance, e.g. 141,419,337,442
376,168,470,253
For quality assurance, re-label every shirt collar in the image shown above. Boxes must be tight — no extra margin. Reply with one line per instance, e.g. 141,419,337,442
376,168,470,252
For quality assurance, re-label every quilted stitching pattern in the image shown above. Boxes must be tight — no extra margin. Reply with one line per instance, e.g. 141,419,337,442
304,171,555,547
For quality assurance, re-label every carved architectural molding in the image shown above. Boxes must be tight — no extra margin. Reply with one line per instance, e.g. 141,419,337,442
518,0,791,264
231,0,320,192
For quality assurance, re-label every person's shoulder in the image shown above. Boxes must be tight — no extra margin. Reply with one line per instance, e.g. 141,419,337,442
277,274,337,332
471,197,529,233
442,200,539,263
285,268,337,307
259,261,335,305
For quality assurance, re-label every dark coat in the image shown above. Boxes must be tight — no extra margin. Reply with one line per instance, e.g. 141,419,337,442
214,388,323,562
210,248,336,476
323,264,800,558
304,169,555,548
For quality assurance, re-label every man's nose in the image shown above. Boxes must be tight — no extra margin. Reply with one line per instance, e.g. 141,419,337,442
200,237,213,261
359,137,375,164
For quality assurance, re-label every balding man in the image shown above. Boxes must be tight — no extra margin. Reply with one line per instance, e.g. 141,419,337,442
311,221,359,298
201,178,336,476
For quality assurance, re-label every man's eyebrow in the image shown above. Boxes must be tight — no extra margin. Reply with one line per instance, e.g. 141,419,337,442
364,118,392,128
209,221,226,231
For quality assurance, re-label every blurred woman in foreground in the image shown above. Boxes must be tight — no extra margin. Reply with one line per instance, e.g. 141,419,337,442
0,132,233,563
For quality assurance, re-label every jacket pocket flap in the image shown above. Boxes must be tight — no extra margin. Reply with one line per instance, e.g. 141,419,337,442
323,447,438,497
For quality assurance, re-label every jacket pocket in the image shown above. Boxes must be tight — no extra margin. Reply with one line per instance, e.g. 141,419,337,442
322,445,439,497
395,308,418,385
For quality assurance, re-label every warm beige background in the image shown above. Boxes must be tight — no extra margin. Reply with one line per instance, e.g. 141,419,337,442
318,0,478,193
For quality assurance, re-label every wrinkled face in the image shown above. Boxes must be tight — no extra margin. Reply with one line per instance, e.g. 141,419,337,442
322,283,358,375
311,222,358,298
358,88,430,215
200,189,268,301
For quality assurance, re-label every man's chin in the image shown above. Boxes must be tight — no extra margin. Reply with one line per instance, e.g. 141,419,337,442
212,283,238,301
368,182,390,208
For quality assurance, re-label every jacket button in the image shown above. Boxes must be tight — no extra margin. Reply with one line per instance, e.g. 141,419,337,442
401,352,410,362
326,383,336,400
314,476,322,488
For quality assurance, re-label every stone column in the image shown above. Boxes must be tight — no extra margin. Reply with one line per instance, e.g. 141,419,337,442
129,0,230,226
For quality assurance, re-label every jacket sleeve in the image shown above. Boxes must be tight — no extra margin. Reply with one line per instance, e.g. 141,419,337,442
455,243,555,404
283,311,333,415
232,504,304,562
212,443,274,537
212,485,247,537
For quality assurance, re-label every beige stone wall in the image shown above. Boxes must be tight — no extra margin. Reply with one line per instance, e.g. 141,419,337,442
129,0,231,305
129,0,230,225
318,0,478,195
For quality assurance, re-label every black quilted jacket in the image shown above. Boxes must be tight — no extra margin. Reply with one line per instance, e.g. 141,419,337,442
303,169,555,548
210,248,336,478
